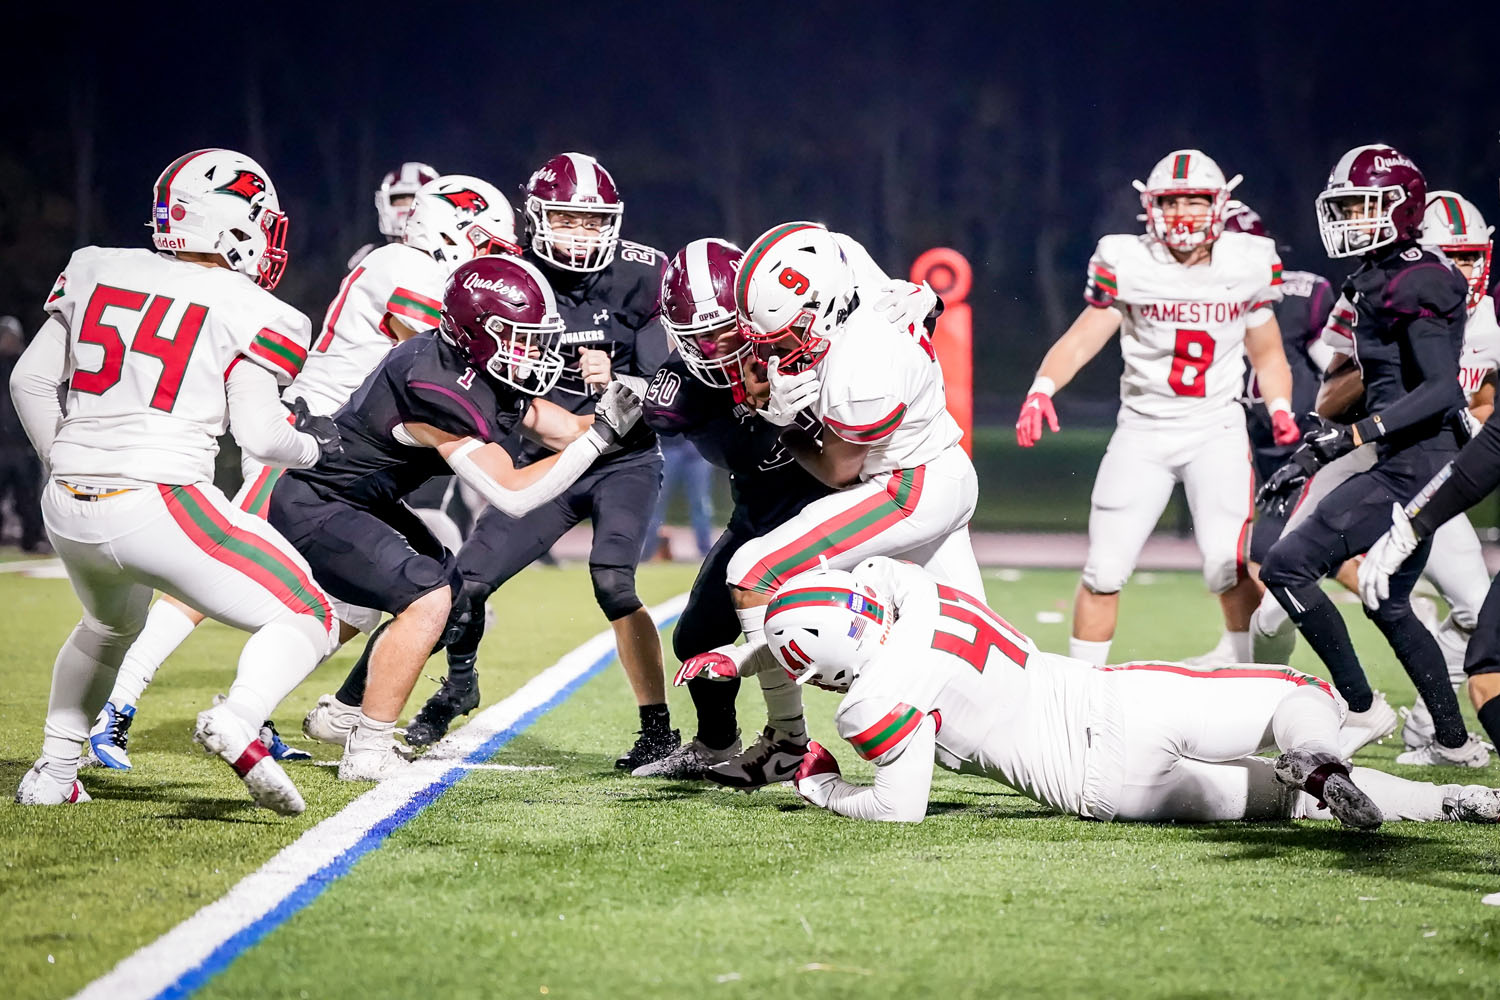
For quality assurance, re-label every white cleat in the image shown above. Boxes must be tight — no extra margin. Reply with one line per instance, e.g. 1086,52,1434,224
194,704,305,816
706,725,808,790
303,693,361,745
1400,700,1435,751
1395,734,1491,768
632,737,743,779
15,761,91,805
1337,691,1398,758
337,731,415,782
1443,785,1500,823
1183,634,1236,667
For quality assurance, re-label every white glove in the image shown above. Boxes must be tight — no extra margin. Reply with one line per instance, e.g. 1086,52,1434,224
1358,503,1420,610
873,280,937,332
761,355,821,427
591,381,642,449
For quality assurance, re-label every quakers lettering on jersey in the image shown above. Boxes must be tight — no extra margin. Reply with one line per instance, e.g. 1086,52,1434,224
43,247,312,486
1084,231,1282,422
297,242,447,414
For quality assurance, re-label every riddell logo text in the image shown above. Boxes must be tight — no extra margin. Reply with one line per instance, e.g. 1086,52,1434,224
462,273,526,303
155,235,189,251
1132,301,1247,323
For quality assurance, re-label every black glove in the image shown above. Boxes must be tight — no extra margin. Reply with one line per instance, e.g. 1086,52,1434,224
1255,449,1320,518
289,397,343,463
1297,412,1356,464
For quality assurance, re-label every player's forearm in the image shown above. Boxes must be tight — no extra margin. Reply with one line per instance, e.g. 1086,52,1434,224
1034,308,1121,392
9,317,69,465
1245,324,1292,409
800,775,925,822
226,364,321,468
446,431,606,518
1408,414,1500,535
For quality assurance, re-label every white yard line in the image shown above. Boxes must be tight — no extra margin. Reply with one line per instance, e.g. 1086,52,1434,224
71,593,687,1000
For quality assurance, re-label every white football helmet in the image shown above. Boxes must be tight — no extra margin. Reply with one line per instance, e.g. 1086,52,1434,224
1133,149,1242,252
150,148,288,289
403,175,520,275
375,161,439,238
763,568,894,692
734,221,857,373
1420,190,1493,316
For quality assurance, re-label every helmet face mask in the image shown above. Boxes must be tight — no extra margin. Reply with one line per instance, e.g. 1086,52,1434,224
439,256,566,395
734,222,854,373
1420,190,1494,315
150,148,290,289
1316,144,1427,259
662,238,752,389
524,153,624,273
1134,150,1241,253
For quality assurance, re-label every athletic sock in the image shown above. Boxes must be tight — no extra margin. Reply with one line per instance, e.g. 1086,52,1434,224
224,620,321,727
1270,584,1373,712
756,669,806,742
639,702,671,736
1476,696,1500,749
336,620,390,707
735,602,767,645
350,712,395,750
112,600,198,705
1227,630,1251,663
1372,612,1466,748
687,674,740,750
1069,637,1111,665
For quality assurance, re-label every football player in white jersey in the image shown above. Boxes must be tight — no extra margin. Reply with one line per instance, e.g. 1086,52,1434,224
766,559,1500,828
85,174,520,771
347,161,439,270
681,221,979,788
1016,150,1295,667
8,149,340,814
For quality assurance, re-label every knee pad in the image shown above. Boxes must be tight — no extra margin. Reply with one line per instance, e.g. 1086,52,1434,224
591,564,642,621
1080,561,1127,596
1201,552,1241,595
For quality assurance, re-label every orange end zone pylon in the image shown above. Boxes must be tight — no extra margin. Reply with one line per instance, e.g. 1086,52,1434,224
911,247,973,456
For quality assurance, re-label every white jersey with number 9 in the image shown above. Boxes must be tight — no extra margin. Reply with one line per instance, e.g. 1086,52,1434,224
1083,231,1282,423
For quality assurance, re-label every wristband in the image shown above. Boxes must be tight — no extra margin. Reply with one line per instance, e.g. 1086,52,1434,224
1268,397,1292,415
1028,375,1056,397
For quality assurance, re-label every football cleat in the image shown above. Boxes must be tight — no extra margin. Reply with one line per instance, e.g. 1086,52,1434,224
631,736,742,779
405,672,481,747
15,761,91,805
303,693,362,745
260,720,313,761
1395,734,1491,768
615,727,681,771
1336,691,1398,759
706,726,809,790
1182,633,1236,667
337,734,415,782
87,701,136,770
1274,748,1382,831
1443,785,1500,823
194,704,305,815
1400,700,1435,751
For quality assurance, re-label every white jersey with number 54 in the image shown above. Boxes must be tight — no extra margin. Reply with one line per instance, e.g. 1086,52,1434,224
1083,231,1282,423
43,247,312,486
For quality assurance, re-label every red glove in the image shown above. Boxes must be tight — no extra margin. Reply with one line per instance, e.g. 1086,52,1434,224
1016,392,1060,447
1271,409,1301,446
672,649,739,687
794,741,842,788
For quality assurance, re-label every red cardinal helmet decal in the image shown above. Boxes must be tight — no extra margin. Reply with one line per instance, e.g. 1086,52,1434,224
436,189,489,214
215,169,268,202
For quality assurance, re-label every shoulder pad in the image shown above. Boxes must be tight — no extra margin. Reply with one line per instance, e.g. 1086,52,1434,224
1383,252,1468,318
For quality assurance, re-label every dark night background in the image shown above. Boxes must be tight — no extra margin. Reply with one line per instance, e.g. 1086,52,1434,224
2,1,1495,424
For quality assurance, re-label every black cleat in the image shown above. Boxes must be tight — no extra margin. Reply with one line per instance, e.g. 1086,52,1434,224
615,728,681,770
405,672,480,747
1274,748,1382,831
705,726,809,790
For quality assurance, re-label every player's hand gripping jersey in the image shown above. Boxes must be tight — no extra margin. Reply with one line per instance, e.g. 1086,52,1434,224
297,243,446,414
1085,231,1282,422
44,247,312,484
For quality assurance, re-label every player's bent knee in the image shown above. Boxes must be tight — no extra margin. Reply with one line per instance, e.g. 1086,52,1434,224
1081,563,1128,595
591,564,643,621
1202,556,1240,595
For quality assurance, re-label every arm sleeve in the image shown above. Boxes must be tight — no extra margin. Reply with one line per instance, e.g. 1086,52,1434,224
444,430,607,519
226,363,320,469
8,317,69,466
1352,267,1467,443
1408,413,1500,535
801,713,935,823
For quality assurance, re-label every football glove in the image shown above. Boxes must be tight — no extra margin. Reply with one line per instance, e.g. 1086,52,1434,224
1298,412,1357,464
1255,451,1318,518
1270,409,1301,446
794,741,843,806
289,397,343,462
591,381,643,449
1359,503,1420,610
873,279,939,334
1016,392,1059,447
672,648,740,686
761,355,821,427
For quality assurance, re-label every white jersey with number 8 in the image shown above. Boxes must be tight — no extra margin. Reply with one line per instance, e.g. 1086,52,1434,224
1084,231,1282,423
43,247,311,486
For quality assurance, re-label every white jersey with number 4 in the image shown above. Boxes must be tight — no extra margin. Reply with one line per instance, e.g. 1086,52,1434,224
43,247,311,486
295,242,446,414
834,559,1094,813
1459,295,1500,406
1084,231,1282,423
815,309,962,478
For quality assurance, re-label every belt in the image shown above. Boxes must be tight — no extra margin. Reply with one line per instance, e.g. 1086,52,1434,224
59,481,136,502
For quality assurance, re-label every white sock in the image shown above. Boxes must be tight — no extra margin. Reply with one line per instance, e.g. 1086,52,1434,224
112,600,199,706
223,620,321,727
1296,768,1457,822
756,671,807,741
735,603,767,645
350,712,396,750
1069,637,1111,665
1227,630,1251,663
1271,687,1343,759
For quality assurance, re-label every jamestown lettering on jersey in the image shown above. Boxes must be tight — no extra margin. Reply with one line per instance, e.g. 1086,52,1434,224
1128,301,1248,324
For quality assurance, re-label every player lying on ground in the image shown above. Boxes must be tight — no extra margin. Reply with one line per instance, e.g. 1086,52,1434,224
743,558,1499,827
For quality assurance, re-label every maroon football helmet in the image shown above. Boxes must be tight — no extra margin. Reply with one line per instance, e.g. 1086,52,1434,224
661,238,752,389
523,152,623,273
439,256,566,394
1222,200,1269,238
1316,144,1427,258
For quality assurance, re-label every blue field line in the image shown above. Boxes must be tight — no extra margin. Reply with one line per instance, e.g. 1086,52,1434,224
153,610,679,1000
